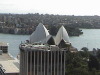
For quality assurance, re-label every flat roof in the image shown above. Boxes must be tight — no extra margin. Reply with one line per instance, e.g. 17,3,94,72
20,44,67,51
0,53,19,73
0,60,19,73
0,53,13,61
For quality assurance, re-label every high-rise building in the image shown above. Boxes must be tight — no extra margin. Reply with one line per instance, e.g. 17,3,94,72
19,45,67,75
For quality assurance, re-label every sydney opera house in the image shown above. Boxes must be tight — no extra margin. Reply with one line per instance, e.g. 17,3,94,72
19,23,71,75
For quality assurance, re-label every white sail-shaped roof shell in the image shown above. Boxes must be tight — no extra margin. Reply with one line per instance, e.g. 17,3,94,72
30,23,50,43
55,26,70,45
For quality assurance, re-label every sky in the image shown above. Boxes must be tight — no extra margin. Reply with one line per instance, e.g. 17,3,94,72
0,0,100,15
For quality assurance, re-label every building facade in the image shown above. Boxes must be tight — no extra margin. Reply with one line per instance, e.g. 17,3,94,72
20,45,67,75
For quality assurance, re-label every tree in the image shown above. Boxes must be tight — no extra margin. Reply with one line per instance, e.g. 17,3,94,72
66,51,89,75
48,25,58,35
88,55,100,71
97,50,100,59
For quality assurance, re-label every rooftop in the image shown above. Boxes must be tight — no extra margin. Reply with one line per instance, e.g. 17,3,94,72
0,53,13,61
19,43,68,51
0,53,19,73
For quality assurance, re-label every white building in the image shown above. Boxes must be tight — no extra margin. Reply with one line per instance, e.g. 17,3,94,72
55,26,70,45
30,23,50,43
20,23,71,75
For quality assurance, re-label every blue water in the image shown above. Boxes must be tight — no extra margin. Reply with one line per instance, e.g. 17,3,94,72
0,29,100,57
70,29,100,50
0,33,29,57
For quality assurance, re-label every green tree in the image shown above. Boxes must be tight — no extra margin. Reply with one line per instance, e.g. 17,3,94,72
48,25,58,35
88,55,100,71
66,51,89,75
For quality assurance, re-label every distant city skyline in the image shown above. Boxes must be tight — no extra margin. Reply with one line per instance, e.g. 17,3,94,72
0,0,100,16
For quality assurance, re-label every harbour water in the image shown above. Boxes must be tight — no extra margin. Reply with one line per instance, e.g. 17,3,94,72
0,29,100,57
0,34,29,57
70,29,100,50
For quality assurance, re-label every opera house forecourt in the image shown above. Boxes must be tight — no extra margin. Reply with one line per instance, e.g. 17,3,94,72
19,23,74,75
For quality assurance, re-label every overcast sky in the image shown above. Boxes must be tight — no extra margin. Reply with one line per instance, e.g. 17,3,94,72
0,0,100,15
